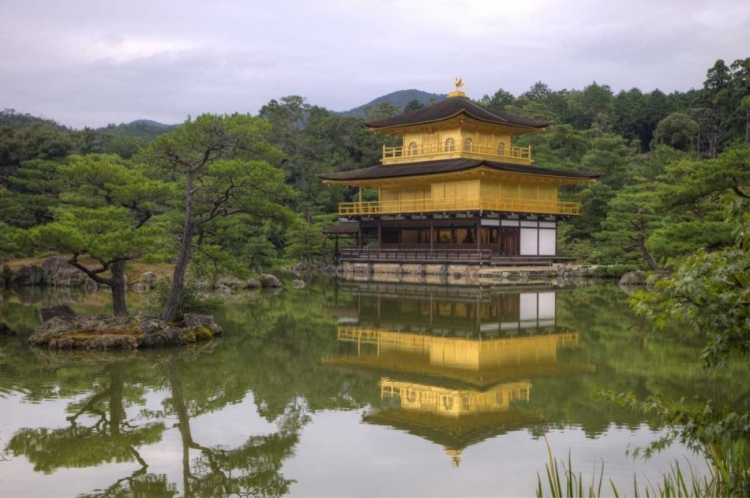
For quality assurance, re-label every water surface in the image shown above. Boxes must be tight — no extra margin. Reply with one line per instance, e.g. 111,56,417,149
1,282,748,497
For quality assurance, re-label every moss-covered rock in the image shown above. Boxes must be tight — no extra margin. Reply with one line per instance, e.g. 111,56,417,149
28,313,221,350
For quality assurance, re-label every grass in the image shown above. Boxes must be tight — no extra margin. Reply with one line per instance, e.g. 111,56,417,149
536,437,749,498
3,255,174,283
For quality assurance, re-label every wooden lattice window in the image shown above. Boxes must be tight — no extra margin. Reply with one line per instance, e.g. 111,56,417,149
463,137,473,152
497,141,506,156
408,141,418,156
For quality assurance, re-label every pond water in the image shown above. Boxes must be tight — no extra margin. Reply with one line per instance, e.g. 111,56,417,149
1,282,749,497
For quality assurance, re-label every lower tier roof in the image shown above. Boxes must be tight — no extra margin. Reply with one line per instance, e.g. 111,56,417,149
319,158,601,183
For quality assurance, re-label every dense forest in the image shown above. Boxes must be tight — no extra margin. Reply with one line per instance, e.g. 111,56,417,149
1,57,749,278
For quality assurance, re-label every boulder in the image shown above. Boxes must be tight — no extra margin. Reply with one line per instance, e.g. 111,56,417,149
215,284,233,295
131,283,149,293
140,317,169,335
42,256,85,287
40,304,76,323
619,270,647,286
83,278,98,293
260,274,282,288
142,272,157,284
183,314,222,336
246,277,261,289
140,328,186,348
0,322,15,336
216,275,245,288
193,278,213,291
11,264,44,286
291,279,306,289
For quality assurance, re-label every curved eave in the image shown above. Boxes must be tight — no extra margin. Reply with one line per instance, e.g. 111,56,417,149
318,159,601,186
366,109,550,132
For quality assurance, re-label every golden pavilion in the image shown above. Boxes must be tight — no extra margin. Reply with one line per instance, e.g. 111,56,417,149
320,82,600,265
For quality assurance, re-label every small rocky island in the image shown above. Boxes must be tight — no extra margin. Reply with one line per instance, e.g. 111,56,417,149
29,305,222,350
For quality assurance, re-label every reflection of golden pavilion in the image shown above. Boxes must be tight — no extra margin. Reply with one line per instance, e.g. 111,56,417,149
323,288,596,466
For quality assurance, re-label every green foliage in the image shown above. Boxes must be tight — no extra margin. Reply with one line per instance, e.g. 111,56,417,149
284,221,325,264
653,113,700,151
146,278,223,319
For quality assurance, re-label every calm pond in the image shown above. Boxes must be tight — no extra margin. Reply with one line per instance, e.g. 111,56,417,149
1,282,748,497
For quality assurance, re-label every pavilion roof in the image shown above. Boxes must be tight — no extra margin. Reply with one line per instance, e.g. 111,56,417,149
318,158,601,183
365,95,550,130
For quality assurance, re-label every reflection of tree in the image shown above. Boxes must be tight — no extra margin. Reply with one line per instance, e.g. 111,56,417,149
166,358,297,497
6,362,167,495
8,363,164,473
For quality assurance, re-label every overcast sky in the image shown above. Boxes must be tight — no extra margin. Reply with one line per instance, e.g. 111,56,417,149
1,0,748,128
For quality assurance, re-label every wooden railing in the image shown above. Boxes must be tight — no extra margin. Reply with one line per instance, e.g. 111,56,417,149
383,142,531,164
339,248,493,263
338,198,581,216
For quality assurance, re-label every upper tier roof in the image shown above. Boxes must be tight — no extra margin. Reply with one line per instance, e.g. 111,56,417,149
365,96,550,130
319,158,601,183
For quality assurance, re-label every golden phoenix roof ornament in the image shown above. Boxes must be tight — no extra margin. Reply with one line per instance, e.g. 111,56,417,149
449,78,466,98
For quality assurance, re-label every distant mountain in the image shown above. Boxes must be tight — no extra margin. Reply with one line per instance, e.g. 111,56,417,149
0,108,70,131
96,119,176,140
339,89,446,117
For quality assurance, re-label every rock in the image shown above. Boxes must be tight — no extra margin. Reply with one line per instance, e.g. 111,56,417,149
41,256,86,287
40,304,76,323
216,275,245,288
260,274,282,288
131,283,149,293
215,284,232,295
140,328,186,348
183,314,222,336
291,279,306,289
142,272,157,284
193,278,213,291
11,264,44,286
246,277,260,289
619,270,647,286
0,322,15,336
140,318,169,335
83,278,98,293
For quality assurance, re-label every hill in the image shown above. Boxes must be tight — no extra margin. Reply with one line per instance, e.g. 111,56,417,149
339,89,446,117
0,108,70,131
96,119,175,140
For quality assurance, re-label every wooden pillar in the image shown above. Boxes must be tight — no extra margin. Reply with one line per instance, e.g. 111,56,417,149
357,225,362,249
377,220,382,249
430,218,434,253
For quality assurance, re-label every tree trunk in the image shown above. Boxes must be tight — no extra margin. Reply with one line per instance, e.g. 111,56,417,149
111,260,128,316
638,239,661,272
167,359,194,498
108,364,125,436
162,175,195,322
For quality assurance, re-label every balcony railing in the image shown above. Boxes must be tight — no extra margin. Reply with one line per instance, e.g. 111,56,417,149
383,142,532,164
338,197,581,216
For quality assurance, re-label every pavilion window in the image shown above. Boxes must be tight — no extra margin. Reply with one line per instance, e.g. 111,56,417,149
481,228,498,244
435,228,454,244
408,141,418,156
442,396,454,410
497,141,506,156
463,137,473,152
455,228,474,244
444,137,455,152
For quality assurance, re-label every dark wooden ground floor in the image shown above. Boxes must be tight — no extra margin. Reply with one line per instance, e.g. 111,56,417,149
325,216,566,265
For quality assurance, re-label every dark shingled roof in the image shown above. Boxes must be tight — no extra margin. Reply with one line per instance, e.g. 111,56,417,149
319,158,601,182
365,96,550,129
322,221,360,234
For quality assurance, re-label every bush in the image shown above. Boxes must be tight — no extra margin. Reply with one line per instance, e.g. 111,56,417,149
145,278,222,320
593,264,644,279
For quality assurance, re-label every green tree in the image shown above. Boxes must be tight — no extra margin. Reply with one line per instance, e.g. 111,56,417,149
144,114,294,322
652,112,699,152
479,88,515,110
27,154,170,315
284,221,325,265
402,98,425,113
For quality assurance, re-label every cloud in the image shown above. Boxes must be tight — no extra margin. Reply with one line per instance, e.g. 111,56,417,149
0,0,748,128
